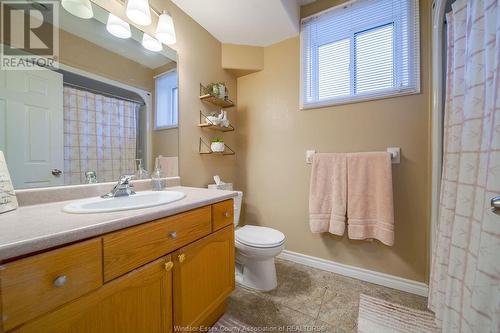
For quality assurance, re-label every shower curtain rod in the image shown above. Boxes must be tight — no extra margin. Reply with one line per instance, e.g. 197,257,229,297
63,82,146,106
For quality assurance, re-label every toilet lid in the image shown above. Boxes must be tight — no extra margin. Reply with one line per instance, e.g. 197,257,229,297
235,225,285,248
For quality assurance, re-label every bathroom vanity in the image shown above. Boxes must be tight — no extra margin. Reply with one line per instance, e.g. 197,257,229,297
0,0,240,330
0,187,236,333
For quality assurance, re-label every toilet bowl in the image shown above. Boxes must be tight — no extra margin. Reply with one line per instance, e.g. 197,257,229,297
232,192,285,291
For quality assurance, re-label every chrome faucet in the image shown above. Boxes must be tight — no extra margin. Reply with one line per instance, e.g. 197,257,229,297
101,175,136,198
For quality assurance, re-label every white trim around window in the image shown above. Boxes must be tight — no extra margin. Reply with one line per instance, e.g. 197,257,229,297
154,69,178,129
300,0,420,110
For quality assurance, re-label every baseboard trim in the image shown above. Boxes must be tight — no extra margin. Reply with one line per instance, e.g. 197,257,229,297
278,250,429,297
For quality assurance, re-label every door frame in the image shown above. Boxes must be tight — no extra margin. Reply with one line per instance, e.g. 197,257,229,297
430,0,447,266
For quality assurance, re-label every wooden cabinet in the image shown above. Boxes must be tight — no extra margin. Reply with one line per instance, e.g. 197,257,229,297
0,239,102,331
212,199,234,232
17,256,173,333
0,201,235,333
103,206,211,282
173,225,235,329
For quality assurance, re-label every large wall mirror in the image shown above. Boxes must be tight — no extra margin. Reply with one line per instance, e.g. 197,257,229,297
0,1,178,189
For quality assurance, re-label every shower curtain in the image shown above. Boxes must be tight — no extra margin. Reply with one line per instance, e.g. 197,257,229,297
428,0,500,332
63,87,139,185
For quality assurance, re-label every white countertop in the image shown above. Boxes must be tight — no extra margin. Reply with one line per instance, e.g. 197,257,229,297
0,186,237,261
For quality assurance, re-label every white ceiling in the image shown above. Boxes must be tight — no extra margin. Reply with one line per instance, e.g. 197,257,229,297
172,0,315,47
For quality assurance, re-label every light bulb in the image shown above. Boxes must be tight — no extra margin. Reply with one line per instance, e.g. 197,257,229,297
61,0,93,19
126,0,151,26
155,11,176,45
106,14,131,39
142,33,162,52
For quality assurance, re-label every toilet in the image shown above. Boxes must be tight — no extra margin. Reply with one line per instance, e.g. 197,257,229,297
232,192,285,291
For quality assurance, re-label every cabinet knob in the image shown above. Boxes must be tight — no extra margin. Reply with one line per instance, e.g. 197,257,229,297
53,275,67,288
165,261,174,271
169,231,177,239
224,211,231,218
178,254,186,263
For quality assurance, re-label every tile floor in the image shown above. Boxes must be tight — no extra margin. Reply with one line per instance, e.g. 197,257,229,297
225,259,428,333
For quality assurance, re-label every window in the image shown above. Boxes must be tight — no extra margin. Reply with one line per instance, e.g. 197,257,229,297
155,70,178,129
301,0,420,109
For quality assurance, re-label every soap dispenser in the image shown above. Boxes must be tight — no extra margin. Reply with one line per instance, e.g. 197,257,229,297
151,157,166,191
135,159,150,179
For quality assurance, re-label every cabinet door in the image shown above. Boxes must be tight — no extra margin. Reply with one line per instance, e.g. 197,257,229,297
18,256,173,333
173,225,235,329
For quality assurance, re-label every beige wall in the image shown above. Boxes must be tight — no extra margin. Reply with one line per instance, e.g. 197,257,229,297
153,128,179,158
59,30,155,92
61,0,432,282
85,0,236,186
300,0,347,18
9,8,157,92
222,44,264,77
235,0,432,282
154,1,237,187
153,61,177,77
151,61,178,163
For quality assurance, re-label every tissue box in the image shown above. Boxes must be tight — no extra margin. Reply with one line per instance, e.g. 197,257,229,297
208,183,233,191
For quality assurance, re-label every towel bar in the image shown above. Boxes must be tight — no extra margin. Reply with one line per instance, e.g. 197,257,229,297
305,147,401,164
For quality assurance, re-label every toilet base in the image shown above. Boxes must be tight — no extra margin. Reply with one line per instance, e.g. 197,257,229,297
235,256,278,291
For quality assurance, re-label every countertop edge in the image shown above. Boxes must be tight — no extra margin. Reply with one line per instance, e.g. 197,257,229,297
0,190,237,262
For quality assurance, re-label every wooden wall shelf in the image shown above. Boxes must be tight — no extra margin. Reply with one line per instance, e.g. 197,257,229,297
198,138,235,155
199,151,235,156
198,111,234,132
198,84,236,155
199,94,235,108
197,123,235,132
199,83,235,108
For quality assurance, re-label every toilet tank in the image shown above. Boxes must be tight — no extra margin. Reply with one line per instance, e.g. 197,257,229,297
233,191,243,227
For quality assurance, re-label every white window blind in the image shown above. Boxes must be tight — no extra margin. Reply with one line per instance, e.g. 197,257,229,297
301,0,420,109
155,70,178,129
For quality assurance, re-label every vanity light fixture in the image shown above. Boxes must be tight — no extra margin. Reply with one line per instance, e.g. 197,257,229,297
126,0,152,26
155,11,176,45
106,14,131,39
61,0,93,19
142,33,162,52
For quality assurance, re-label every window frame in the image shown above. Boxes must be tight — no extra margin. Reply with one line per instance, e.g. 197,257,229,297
154,68,179,130
353,22,396,95
171,86,178,125
300,0,420,110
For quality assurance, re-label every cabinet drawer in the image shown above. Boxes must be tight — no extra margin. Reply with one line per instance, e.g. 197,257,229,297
103,206,212,282
0,239,102,331
212,200,234,232
18,256,172,333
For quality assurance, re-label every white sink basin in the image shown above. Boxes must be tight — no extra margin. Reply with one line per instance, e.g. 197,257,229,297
63,190,186,214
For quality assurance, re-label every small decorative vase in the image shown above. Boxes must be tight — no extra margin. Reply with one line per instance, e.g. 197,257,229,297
211,142,225,153
221,111,229,127
211,84,219,97
217,84,226,98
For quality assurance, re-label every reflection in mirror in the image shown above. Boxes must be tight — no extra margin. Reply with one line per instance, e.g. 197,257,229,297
0,2,178,189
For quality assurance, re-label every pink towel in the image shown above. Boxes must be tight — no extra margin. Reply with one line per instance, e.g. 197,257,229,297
347,152,394,246
309,153,347,235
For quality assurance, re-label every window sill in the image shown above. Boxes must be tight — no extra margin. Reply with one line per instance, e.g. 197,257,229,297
300,89,420,110
154,125,178,131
